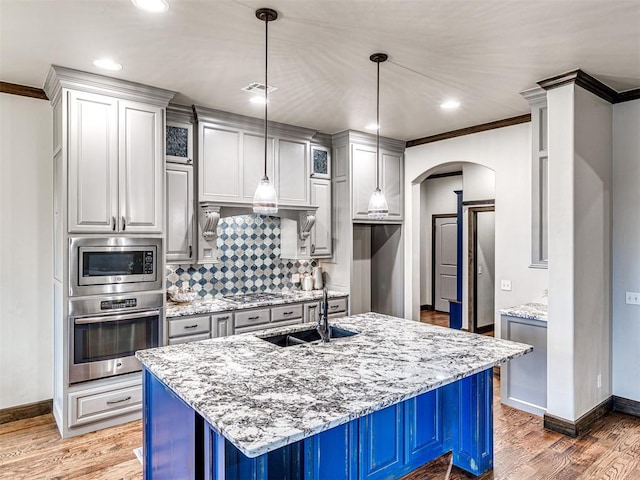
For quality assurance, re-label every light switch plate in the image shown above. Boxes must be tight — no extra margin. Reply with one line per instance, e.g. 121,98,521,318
626,292,640,305
500,280,512,291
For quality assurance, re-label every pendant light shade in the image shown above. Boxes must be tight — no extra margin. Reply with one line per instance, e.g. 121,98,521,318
367,53,389,220
253,8,278,214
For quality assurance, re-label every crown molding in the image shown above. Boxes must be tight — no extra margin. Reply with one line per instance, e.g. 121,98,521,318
0,82,48,100
331,129,406,152
537,69,640,104
43,65,176,106
193,105,318,141
406,114,531,148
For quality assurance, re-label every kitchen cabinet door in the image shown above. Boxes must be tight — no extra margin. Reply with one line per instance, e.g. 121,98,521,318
199,122,241,201
304,302,320,323
351,143,377,221
277,138,309,205
359,403,404,480
242,132,275,202
212,312,233,338
166,164,194,263
118,100,164,233
381,149,403,221
310,179,332,257
68,90,119,233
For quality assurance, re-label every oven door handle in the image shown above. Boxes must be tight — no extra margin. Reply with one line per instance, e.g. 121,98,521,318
74,309,160,325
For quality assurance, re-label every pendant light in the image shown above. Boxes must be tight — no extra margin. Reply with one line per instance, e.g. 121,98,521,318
367,53,389,220
253,8,278,214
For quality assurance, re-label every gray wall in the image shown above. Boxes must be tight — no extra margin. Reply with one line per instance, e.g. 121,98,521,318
612,99,640,403
371,224,404,317
0,93,53,408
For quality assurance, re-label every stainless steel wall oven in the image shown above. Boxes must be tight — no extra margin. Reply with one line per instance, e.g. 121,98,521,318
68,292,163,384
69,237,162,296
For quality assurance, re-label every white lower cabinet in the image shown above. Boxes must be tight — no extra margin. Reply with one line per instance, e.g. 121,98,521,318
168,315,210,338
68,378,142,427
304,301,320,323
169,333,210,345
212,313,233,338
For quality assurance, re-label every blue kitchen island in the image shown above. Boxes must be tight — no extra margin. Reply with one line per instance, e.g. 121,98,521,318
136,313,531,479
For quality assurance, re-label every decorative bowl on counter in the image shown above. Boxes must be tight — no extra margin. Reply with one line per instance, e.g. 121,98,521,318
168,287,198,304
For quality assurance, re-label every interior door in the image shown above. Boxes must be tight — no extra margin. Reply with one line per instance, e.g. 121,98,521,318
475,210,495,329
434,216,458,313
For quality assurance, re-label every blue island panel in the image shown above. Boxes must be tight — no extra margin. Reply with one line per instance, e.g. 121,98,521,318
143,367,494,480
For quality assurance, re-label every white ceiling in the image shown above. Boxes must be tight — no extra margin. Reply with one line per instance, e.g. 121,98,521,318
1,0,639,140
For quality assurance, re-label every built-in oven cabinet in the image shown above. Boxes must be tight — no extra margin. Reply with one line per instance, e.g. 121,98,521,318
67,90,164,234
68,376,142,428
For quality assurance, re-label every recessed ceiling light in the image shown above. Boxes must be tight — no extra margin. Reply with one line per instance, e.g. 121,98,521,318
250,96,269,105
365,123,379,131
93,59,123,71
441,100,461,110
132,0,169,13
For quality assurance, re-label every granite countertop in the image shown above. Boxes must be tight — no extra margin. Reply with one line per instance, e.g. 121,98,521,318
136,313,532,458
498,303,548,321
166,290,349,318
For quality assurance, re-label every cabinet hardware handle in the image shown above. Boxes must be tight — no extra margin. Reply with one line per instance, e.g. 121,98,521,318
184,324,199,329
106,396,131,405
248,316,260,320
283,311,294,316
121,216,126,231
112,216,116,231
218,316,229,320
330,305,339,309
189,245,192,257
311,244,315,254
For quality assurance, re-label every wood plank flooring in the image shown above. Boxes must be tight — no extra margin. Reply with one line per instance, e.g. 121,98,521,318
2,383,639,479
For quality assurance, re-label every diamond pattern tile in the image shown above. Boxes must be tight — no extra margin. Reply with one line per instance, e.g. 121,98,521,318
166,214,316,300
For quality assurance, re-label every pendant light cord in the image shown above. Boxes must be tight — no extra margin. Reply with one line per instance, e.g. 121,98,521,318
263,17,269,179
376,58,380,190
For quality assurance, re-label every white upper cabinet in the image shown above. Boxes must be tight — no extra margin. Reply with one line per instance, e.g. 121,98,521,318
118,100,164,233
195,107,314,207
381,149,403,221
310,178,332,257
166,164,194,263
351,143,377,219
242,132,274,203
67,91,164,234
332,131,404,224
277,138,309,205
68,90,119,233
200,123,241,201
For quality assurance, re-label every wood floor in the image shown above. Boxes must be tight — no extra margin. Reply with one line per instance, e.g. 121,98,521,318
2,377,639,479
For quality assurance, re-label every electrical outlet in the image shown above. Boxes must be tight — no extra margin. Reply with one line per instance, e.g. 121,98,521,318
500,280,512,291
597,374,602,389
626,292,640,305
291,273,300,284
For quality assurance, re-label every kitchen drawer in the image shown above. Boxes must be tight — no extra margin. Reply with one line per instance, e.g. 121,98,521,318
271,304,303,322
328,312,346,320
327,298,347,314
235,308,270,328
69,381,141,427
169,332,210,345
168,315,210,338
235,318,301,334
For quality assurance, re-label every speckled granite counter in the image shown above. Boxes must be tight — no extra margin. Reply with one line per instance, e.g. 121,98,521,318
498,303,548,321
137,312,532,458
165,290,348,318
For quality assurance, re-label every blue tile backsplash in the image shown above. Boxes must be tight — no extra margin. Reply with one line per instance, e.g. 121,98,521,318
166,214,316,299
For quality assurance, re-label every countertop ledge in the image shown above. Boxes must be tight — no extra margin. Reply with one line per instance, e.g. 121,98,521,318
137,312,532,458
498,303,548,321
166,290,349,318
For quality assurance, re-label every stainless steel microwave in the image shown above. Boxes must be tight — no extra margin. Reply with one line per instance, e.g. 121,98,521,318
69,237,162,296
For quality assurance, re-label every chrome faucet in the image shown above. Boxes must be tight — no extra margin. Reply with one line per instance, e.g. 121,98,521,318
317,287,330,343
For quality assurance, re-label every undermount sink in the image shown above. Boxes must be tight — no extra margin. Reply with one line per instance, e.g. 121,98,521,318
261,326,358,347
